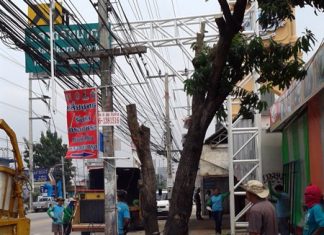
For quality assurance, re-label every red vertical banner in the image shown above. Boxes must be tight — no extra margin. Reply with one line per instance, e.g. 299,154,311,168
65,88,98,159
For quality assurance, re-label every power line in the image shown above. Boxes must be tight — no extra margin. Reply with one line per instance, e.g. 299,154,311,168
0,0,191,154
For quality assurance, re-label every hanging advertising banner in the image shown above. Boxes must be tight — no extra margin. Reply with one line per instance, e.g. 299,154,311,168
65,88,98,159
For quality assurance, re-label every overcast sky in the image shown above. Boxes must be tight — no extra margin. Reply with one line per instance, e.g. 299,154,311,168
0,1,323,166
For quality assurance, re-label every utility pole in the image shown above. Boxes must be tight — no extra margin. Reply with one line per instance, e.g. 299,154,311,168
61,156,66,199
60,2,145,233
49,0,56,113
146,73,173,198
164,73,173,199
98,0,116,234
28,74,51,210
28,74,34,212
97,2,147,234
147,71,190,199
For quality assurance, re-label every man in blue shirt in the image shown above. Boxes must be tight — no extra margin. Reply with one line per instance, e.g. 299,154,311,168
269,183,290,235
47,197,64,235
303,184,324,235
117,190,130,235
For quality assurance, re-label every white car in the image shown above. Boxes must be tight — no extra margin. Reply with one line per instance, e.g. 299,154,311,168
156,190,169,216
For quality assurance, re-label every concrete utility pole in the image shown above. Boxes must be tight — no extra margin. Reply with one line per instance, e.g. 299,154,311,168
28,74,51,211
60,2,145,232
49,0,56,113
147,71,190,198
61,156,66,199
98,0,116,234
28,74,34,212
97,1,147,234
164,73,172,199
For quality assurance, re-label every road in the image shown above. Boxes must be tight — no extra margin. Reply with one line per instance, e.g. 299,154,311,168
27,212,80,235
27,209,226,235
26,211,163,235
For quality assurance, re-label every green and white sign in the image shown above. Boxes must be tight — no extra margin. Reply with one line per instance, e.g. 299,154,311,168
25,23,101,74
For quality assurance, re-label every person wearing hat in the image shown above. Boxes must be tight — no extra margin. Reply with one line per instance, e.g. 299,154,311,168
63,198,77,235
244,180,278,235
117,190,130,235
303,184,324,235
47,197,65,235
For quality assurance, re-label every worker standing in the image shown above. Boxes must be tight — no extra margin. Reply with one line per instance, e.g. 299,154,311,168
47,197,65,235
117,190,130,235
63,198,77,235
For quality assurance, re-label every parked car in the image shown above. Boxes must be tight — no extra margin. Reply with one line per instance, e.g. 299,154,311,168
156,190,169,217
32,196,55,212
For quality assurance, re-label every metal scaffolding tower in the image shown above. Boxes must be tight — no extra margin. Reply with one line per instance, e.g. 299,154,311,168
226,2,262,234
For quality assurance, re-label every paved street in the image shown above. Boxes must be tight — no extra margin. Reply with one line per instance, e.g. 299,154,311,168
27,212,220,235
128,214,248,235
27,207,248,235
27,212,79,235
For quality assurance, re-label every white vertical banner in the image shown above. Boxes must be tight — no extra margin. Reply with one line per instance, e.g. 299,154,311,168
98,112,121,126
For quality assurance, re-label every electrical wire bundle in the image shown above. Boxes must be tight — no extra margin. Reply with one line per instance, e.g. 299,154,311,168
0,0,194,163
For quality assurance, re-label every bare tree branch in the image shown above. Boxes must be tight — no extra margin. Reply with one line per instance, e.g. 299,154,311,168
218,0,233,24
215,17,226,36
233,0,248,31
126,104,159,235
192,23,207,114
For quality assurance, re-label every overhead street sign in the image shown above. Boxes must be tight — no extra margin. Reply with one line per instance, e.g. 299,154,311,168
28,3,63,26
25,23,102,74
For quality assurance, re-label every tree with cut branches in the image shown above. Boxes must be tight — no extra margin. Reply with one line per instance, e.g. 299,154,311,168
126,0,322,234
126,104,159,235
160,1,323,234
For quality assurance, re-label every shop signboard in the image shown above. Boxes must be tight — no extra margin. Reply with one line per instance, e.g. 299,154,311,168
270,45,324,130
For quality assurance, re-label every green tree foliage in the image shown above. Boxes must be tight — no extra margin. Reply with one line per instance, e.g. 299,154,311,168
184,27,316,120
258,0,324,28
164,1,324,234
24,130,74,187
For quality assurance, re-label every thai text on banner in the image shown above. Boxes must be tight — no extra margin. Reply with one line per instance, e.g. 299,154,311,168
65,87,98,159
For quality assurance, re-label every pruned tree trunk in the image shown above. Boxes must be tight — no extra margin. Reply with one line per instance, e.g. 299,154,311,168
164,1,248,234
126,104,159,235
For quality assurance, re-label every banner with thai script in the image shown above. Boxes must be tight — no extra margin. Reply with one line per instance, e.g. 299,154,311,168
270,44,324,131
65,88,98,159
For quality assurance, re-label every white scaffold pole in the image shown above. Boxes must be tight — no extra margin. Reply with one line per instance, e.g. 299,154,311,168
49,0,56,113
227,96,235,235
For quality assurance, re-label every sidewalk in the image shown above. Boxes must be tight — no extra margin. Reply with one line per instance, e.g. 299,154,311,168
129,214,248,235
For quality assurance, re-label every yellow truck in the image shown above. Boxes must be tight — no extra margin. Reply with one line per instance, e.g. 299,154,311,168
0,119,30,234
